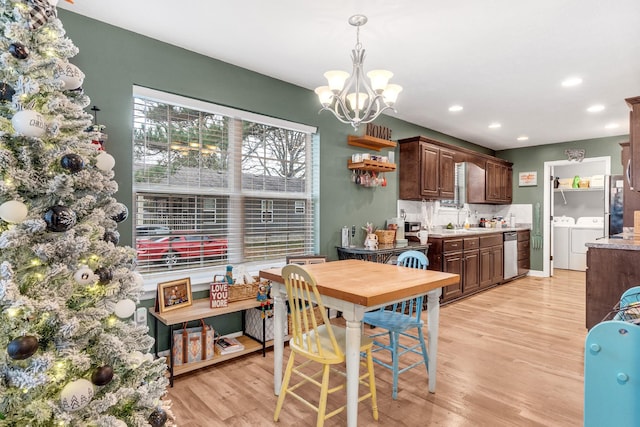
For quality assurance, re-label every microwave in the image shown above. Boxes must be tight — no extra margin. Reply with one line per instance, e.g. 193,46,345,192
404,222,421,233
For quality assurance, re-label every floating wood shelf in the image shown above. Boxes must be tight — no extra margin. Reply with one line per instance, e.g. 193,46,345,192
348,135,397,151
347,159,397,172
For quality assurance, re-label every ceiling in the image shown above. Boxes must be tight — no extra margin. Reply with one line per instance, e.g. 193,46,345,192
59,0,640,151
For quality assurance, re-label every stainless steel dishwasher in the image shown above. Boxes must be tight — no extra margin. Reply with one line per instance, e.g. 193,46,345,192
503,231,518,280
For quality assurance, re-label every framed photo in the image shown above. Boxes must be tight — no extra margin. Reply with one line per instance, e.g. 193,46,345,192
518,171,537,187
156,278,192,313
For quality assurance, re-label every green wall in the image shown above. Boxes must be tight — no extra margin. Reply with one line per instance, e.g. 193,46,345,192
497,134,628,270
59,10,490,256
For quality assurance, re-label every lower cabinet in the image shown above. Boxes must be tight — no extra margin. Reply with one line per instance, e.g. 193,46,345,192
517,230,530,276
430,231,505,304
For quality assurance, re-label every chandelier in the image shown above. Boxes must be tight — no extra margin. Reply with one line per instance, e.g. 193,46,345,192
314,15,403,130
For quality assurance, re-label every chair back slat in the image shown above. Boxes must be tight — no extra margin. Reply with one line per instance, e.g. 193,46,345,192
282,264,342,360
393,251,429,319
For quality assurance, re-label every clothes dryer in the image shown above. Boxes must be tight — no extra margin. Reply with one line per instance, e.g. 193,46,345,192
569,217,604,271
553,216,575,270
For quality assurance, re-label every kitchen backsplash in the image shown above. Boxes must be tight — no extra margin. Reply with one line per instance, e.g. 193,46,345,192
397,200,533,229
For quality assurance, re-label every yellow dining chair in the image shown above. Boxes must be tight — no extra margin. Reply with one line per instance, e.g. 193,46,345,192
274,264,378,427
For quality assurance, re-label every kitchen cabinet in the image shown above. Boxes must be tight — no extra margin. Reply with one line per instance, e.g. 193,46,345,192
585,246,640,329
625,96,640,192
620,142,640,228
478,234,503,289
517,230,530,276
486,160,513,203
429,232,503,303
398,136,455,200
398,135,512,204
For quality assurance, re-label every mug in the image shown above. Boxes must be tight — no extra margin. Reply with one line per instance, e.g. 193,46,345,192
417,230,429,245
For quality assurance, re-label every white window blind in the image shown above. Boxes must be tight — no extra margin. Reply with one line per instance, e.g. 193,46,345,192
132,87,317,281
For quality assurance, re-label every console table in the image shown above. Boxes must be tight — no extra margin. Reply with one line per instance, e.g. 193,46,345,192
336,242,430,264
149,298,268,386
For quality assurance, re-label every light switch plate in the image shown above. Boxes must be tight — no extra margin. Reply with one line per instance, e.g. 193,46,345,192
135,307,147,326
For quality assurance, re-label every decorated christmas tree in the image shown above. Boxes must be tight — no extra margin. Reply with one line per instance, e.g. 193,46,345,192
0,1,172,425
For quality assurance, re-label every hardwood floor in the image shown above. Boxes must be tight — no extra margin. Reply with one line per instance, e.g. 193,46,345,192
166,270,587,426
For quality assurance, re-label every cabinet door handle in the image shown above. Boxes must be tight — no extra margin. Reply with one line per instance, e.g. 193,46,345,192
627,158,633,189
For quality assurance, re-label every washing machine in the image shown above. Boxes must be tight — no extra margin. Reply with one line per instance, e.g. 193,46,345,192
569,217,604,271
553,216,575,270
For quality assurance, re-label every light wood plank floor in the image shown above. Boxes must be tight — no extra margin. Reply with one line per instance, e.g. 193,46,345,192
166,270,587,426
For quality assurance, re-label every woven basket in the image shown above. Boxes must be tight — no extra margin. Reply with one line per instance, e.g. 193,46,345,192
287,304,324,333
375,229,396,244
228,282,260,302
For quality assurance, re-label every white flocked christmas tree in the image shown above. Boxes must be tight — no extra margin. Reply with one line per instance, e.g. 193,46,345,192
0,1,173,425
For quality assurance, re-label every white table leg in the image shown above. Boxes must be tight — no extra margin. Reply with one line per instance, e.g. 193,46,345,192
342,309,363,427
426,287,442,393
272,283,287,395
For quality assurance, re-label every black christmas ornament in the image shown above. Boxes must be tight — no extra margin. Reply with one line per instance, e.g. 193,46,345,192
91,365,114,386
0,82,15,102
7,336,39,360
60,153,84,173
9,43,29,60
44,205,76,232
111,203,128,223
103,231,119,245
148,408,168,427
94,267,112,285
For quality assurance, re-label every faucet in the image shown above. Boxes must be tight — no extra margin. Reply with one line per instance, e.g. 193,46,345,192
456,207,468,228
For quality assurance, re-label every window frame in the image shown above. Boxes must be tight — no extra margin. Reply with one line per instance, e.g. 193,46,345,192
132,86,318,294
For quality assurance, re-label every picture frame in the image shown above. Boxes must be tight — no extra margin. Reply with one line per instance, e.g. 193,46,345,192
518,171,537,187
156,278,192,313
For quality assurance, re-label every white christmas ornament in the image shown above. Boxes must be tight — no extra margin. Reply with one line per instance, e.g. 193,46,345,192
56,62,84,90
130,350,145,367
144,353,154,363
11,110,46,138
60,378,94,412
95,152,115,171
114,299,136,318
73,265,96,285
0,200,28,223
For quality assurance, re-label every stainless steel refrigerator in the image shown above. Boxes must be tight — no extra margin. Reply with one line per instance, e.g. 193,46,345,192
605,175,624,237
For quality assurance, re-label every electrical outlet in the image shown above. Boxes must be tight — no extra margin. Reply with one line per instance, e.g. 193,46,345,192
135,307,147,326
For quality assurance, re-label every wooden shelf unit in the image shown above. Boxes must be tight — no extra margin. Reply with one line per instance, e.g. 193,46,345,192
149,298,268,386
347,159,397,172
347,134,397,151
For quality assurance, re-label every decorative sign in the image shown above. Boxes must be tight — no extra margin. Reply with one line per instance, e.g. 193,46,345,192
210,282,229,308
518,171,537,187
365,123,392,140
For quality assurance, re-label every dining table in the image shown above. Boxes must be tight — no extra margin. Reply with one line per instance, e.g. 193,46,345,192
259,259,460,427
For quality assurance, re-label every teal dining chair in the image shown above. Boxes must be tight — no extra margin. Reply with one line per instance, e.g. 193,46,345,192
363,250,429,400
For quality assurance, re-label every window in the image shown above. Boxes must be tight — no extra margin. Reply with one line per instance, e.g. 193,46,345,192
132,87,317,282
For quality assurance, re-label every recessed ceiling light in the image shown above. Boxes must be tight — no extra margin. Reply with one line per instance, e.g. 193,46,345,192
517,136,529,141
448,105,463,112
488,123,501,129
561,77,583,87
605,123,619,129
587,104,605,113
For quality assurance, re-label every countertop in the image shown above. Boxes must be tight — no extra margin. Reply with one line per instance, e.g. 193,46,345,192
428,226,531,238
585,233,640,251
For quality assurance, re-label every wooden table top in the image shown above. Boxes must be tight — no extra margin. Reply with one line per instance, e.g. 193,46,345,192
260,259,460,307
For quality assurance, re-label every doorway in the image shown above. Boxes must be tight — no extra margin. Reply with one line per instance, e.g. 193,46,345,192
542,156,610,277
